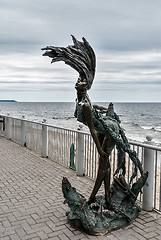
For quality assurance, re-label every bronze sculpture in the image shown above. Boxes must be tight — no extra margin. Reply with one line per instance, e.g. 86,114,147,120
42,36,148,235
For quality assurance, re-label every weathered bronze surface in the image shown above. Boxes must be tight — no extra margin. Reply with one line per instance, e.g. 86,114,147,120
62,173,148,235
42,36,148,235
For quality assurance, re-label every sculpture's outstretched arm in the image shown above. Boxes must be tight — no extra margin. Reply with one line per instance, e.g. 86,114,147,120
82,103,107,158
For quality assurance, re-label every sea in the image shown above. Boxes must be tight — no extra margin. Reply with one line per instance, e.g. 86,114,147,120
0,102,161,146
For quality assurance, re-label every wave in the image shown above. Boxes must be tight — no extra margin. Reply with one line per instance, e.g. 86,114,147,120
141,125,153,130
132,122,140,127
53,116,75,120
141,125,161,132
155,127,161,132
53,117,64,119
130,121,161,133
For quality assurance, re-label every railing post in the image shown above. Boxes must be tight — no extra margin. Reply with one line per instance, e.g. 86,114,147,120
77,125,84,176
6,113,12,140
41,119,48,158
142,135,155,211
21,115,26,146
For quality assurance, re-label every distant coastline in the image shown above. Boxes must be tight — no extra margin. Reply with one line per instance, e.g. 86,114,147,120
0,100,17,102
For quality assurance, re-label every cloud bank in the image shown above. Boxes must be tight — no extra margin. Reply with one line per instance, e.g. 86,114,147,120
0,0,161,102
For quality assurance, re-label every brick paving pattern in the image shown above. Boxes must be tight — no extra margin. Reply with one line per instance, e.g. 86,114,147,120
0,135,161,240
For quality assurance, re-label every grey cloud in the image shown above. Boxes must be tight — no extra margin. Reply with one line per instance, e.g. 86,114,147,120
0,86,73,92
0,80,74,85
98,62,161,72
95,80,161,86
1,0,161,52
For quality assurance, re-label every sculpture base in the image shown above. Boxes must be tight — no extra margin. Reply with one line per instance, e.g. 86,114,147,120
62,173,148,235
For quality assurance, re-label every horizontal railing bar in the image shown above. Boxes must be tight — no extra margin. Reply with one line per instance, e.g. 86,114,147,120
129,140,161,151
0,114,89,135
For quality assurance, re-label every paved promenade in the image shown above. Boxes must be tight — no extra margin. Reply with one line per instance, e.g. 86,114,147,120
0,135,161,240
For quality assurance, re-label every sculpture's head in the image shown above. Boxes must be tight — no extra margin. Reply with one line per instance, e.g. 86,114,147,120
75,77,88,92
75,77,92,105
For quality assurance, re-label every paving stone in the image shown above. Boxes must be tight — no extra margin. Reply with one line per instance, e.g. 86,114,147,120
10,234,21,240
62,228,75,237
102,234,118,240
59,233,70,240
15,228,26,237
30,238,40,240
133,221,145,229
48,230,65,238
144,221,157,228
86,235,102,239
144,226,158,233
22,233,39,239
132,226,146,236
37,230,48,240
135,218,146,225
69,233,88,240
49,237,60,240
131,231,147,240
2,219,12,228
150,238,160,240
155,228,161,235
0,227,16,237
143,231,159,239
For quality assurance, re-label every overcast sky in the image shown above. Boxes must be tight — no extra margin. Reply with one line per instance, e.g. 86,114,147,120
0,0,161,102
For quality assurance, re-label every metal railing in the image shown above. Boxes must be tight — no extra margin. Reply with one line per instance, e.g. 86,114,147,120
0,114,161,212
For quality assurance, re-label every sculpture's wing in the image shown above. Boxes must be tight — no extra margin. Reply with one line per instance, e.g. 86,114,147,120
41,35,96,90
